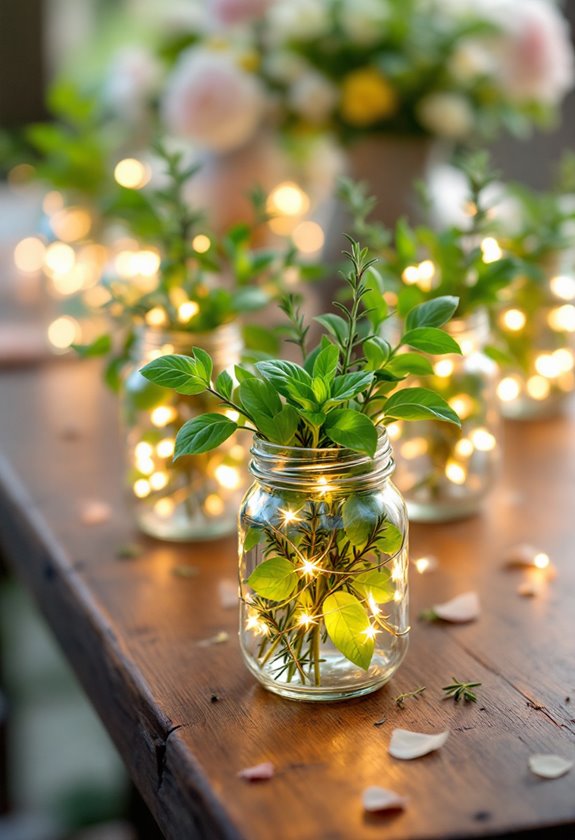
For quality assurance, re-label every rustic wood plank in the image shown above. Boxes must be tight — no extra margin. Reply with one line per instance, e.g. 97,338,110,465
0,359,574,840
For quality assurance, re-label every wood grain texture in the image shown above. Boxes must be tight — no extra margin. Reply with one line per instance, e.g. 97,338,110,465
0,359,574,840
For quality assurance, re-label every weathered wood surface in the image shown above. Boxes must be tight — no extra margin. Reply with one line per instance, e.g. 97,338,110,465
0,358,574,840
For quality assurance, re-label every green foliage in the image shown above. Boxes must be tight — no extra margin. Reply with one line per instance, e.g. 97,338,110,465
323,592,373,671
142,238,462,458
174,414,237,459
247,557,298,601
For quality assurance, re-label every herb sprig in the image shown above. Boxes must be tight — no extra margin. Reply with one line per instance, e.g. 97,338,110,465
442,678,482,703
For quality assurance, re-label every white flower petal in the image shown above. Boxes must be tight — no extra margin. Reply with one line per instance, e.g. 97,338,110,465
362,786,407,812
529,754,573,779
389,728,449,760
504,543,543,567
434,591,480,623
238,761,275,781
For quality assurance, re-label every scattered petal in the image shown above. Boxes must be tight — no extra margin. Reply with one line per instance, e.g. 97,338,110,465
433,592,480,623
172,565,199,579
412,555,438,574
529,754,573,779
363,786,407,812
504,544,547,568
238,761,274,781
80,501,112,525
219,578,238,609
517,580,541,597
197,631,229,647
389,728,449,760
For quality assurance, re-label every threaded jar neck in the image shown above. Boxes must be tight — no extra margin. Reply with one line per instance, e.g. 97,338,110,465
249,431,395,494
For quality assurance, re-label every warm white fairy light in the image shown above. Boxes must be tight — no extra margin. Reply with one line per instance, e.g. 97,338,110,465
150,471,169,491
417,259,435,282
133,479,151,499
292,221,325,255
481,237,502,263
205,494,225,516
448,394,474,421
301,558,319,577
298,613,316,628
151,406,177,428
51,269,85,296
434,359,454,378
230,444,245,461
470,427,496,452
280,508,301,525
393,591,403,603
364,625,379,639
400,437,428,459
145,306,168,327
14,236,46,273
114,158,151,190
526,375,551,400
192,234,211,253
44,242,76,275
154,498,175,518
402,265,420,285
135,441,154,460
413,555,438,574
386,422,402,441
445,459,466,485
534,353,561,379
500,308,526,332
267,181,309,217
534,552,550,569
390,563,403,582
454,438,474,458
51,207,92,243
47,316,80,350
224,409,240,422
177,301,200,323
548,304,575,332
214,464,241,490
316,476,332,494
550,275,575,301
552,348,574,373
367,594,381,616
497,376,521,402
246,613,268,636
156,438,175,459
558,372,575,392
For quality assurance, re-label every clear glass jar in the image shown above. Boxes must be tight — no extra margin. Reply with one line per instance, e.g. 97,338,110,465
392,311,500,522
122,323,248,541
494,255,575,420
239,432,409,702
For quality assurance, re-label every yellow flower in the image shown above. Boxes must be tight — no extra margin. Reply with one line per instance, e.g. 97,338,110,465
340,68,398,126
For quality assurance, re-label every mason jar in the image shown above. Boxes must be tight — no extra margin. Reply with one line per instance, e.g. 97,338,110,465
494,256,575,420
122,323,247,540
239,431,409,702
392,310,500,522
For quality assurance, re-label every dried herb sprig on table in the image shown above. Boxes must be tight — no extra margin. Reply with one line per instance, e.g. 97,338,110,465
442,678,482,703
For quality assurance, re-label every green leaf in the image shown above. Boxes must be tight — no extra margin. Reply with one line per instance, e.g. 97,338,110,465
364,337,391,369
311,376,331,404
215,369,234,401
256,360,312,401
342,494,383,546
324,410,378,457
484,344,513,366
246,557,298,602
140,354,207,395
243,527,263,553
234,365,256,384
312,343,339,381
401,327,462,356
386,353,434,377
374,521,404,554
192,346,213,382
405,296,459,330
323,592,374,670
314,313,348,344
242,324,280,356
257,405,299,445
384,387,461,425
239,378,281,420
328,371,374,404
72,334,111,358
175,414,237,458
353,568,394,604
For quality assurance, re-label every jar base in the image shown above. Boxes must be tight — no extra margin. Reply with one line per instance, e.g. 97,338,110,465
136,509,237,542
243,646,407,703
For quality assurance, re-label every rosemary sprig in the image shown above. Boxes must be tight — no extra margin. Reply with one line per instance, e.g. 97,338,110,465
394,686,426,708
442,678,482,703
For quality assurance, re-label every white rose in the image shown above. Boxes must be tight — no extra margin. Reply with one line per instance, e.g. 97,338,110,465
161,47,265,152
264,51,309,84
265,0,330,44
289,72,339,123
417,92,475,138
449,39,497,82
104,46,162,120
338,0,390,46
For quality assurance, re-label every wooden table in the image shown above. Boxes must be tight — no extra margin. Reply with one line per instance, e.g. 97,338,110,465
0,357,574,840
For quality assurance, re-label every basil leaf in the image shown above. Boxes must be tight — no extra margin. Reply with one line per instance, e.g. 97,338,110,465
324,410,378,457
215,369,234,401
314,313,348,344
175,414,237,458
239,378,281,420
342,493,384,546
384,387,461,425
140,354,208,395
247,557,298,601
72,334,111,358
323,592,374,670
386,353,434,377
405,296,459,330
312,343,339,381
364,336,391,369
328,371,374,404
256,360,312,400
401,327,462,356
353,568,394,604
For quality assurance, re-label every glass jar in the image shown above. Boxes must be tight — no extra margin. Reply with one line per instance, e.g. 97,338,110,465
494,256,575,420
392,311,500,522
239,432,409,702
122,323,248,540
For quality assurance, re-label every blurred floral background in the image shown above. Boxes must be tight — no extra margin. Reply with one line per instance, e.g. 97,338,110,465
0,0,574,838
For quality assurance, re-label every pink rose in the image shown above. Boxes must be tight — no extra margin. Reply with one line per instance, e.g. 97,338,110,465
161,48,265,152
209,0,271,26
496,0,574,104
105,46,162,119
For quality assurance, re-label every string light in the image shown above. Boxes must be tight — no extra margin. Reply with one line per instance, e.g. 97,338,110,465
145,306,168,327
413,555,438,574
205,494,225,516
44,242,75,275
156,438,175,459
133,479,151,498
552,348,574,373
151,406,177,428
292,221,325,255
267,181,309,216
280,508,301,525
548,304,575,332
550,275,575,301
497,376,521,402
301,559,319,576
400,438,428,459
367,594,381,616
224,409,240,422
469,427,496,452
150,471,169,491
386,422,402,441
500,308,526,332
454,438,474,458
526,375,551,400
535,353,561,379
192,234,211,253
177,301,200,323
47,316,80,350
434,359,454,378
154,498,175,518
214,464,241,490
448,394,474,421
402,265,420,285
114,158,151,190
298,613,316,627
445,460,466,485
364,625,379,639
14,237,46,273
135,442,154,460
51,207,92,242
481,237,502,263
534,552,550,569
246,613,268,636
